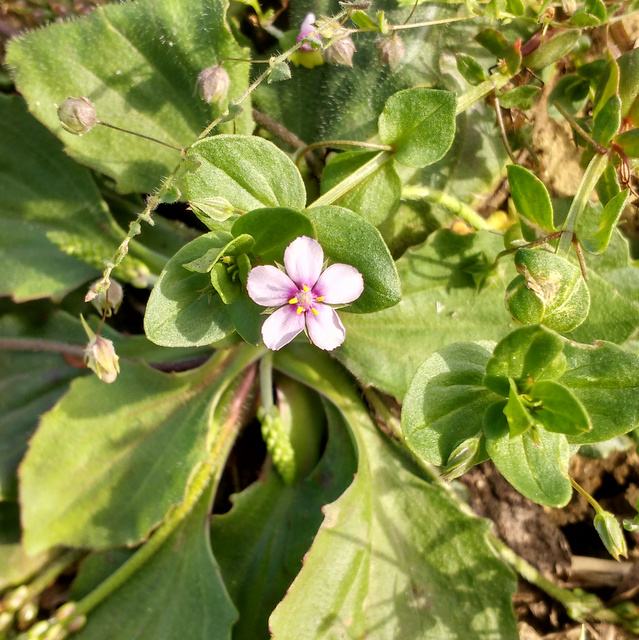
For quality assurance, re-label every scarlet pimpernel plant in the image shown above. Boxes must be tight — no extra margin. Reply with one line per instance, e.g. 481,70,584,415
3,0,639,638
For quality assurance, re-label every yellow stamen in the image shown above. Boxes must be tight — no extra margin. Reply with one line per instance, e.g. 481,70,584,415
311,308,319,315
296,306,304,315
303,285,310,292
316,296,324,302
288,297,298,305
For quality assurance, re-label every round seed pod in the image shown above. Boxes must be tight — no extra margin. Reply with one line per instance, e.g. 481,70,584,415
504,248,590,332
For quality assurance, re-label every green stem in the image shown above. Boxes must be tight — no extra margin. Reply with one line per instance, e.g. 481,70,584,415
307,151,393,209
455,70,514,115
570,477,603,515
259,351,274,412
557,152,609,257
402,186,491,230
490,536,622,623
96,121,182,152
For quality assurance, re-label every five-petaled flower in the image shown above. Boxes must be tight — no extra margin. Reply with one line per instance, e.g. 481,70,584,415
246,236,364,351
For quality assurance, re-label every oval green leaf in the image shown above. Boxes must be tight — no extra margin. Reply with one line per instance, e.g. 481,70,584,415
507,165,555,232
144,232,234,347
378,88,457,168
484,402,573,507
185,135,306,213
304,205,401,313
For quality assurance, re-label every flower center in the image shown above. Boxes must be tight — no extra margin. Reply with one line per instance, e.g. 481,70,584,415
288,285,324,315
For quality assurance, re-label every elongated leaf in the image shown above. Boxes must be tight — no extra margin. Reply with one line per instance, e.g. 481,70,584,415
20,349,258,554
401,342,498,466
379,88,457,168
484,403,572,508
580,189,629,254
530,380,591,436
144,232,234,347
339,230,517,399
592,94,621,147
0,95,129,300
272,346,518,640
185,135,306,213
507,165,555,232
522,31,581,70
210,403,357,640
72,484,237,640
7,0,251,193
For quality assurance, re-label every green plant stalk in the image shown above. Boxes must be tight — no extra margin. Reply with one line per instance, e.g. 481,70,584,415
455,69,514,115
307,151,393,209
557,152,609,257
491,536,622,623
402,185,491,230
59,345,262,631
259,350,274,412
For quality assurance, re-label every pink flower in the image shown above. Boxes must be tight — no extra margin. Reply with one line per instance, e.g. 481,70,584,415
296,13,321,52
246,236,364,351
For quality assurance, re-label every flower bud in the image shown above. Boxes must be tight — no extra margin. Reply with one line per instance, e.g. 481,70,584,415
85,279,123,317
57,96,97,135
594,511,628,561
196,64,230,105
17,600,38,629
0,611,13,633
84,335,120,383
326,35,356,68
505,249,590,332
376,33,404,71
442,436,482,480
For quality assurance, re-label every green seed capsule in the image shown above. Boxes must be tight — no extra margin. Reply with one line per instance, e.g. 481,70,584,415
505,249,590,332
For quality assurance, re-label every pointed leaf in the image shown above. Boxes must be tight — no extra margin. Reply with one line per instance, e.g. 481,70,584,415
504,378,534,437
507,165,555,231
530,380,591,435
592,94,621,147
581,189,629,254
522,31,581,70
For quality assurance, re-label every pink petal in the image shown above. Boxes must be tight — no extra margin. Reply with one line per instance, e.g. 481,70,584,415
284,236,324,288
306,304,346,351
261,306,305,350
247,265,297,307
297,13,319,52
314,263,364,305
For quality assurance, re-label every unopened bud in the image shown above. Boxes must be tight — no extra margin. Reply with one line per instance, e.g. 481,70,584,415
325,35,356,68
442,436,482,480
54,603,77,622
594,511,628,561
57,97,97,135
5,585,29,611
197,64,230,105
84,335,120,383
376,33,404,71
67,615,87,633
86,279,123,317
